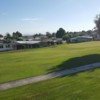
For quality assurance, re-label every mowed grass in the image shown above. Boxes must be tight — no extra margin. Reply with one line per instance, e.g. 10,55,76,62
0,68,100,100
0,41,100,83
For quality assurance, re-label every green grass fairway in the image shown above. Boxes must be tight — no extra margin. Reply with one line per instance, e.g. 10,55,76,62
0,41,100,83
0,68,100,100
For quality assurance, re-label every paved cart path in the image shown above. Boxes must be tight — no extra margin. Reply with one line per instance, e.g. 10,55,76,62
0,62,100,91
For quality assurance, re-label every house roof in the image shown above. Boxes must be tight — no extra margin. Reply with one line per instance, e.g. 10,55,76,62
77,36,93,39
0,37,4,40
16,41,40,44
71,36,93,40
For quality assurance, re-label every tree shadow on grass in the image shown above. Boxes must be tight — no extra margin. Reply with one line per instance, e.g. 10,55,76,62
47,54,100,76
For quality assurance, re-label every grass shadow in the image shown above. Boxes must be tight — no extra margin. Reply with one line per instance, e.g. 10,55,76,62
47,54,100,76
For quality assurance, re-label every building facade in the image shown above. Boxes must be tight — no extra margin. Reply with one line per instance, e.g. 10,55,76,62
70,36,93,43
0,43,14,51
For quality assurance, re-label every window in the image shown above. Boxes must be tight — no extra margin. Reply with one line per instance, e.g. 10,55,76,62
0,45,3,48
6,45,10,48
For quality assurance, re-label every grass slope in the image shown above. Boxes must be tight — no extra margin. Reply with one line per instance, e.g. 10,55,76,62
0,68,100,100
0,41,100,83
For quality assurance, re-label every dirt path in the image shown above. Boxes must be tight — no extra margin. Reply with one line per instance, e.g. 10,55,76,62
0,62,100,91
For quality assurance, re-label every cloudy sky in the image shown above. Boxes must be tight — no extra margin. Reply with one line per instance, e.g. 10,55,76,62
0,0,100,35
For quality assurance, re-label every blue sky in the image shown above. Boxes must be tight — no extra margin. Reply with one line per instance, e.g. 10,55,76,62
0,0,100,35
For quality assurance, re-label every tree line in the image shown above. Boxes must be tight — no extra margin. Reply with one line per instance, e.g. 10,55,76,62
0,31,23,43
0,14,100,43
0,28,94,43
33,14,100,40
33,28,93,41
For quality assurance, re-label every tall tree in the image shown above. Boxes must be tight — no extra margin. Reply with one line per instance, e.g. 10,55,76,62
33,33,39,38
12,31,22,40
94,14,100,36
0,34,3,37
63,34,70,41
38,33,43,37
52,32,56,38
56,28,66,38
87,30,92,35
4,33,12,43
46,32,52,38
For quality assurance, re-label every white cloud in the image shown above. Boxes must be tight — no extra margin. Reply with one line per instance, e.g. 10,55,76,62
21,18,39,21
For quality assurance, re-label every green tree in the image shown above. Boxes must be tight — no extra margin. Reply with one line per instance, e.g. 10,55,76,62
79,30,86,36
87,30,92,35
33,33,39,38
94,14,100,35
12,31,22,40
52,32,56,38
46,32,52,38
0,34,3,37
56,28,66,38
4,33,12,43
38,33,43,37
63,33,71,43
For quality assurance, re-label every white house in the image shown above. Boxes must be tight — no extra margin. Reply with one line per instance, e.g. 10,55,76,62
0,43,14,51
70,36,93,43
